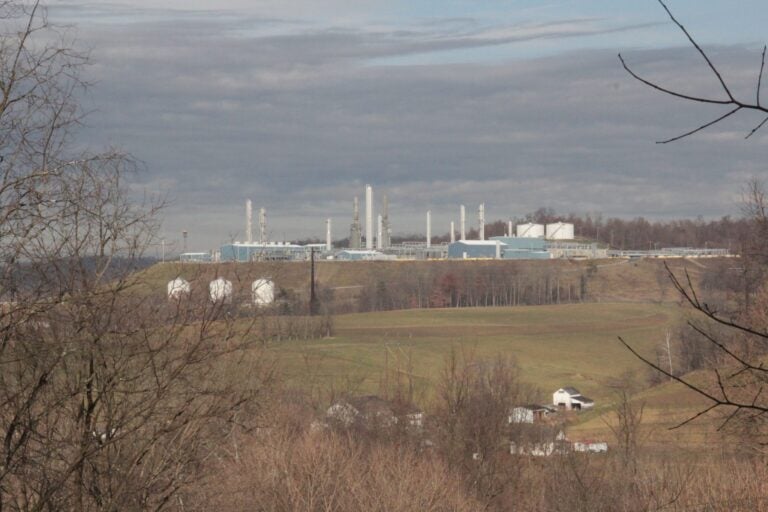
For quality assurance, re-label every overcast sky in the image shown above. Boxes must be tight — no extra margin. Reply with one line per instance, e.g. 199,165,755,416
47,0,768,251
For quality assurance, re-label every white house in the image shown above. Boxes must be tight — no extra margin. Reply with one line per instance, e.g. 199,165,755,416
573,441,608,453
326,395,424,431
553,387,594,411
508,405,553,424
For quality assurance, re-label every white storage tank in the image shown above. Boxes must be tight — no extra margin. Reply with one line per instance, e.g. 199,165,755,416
209,277,233,304
546,222,575,240
167,278,190,300
252,278,275,306
516,223,545,238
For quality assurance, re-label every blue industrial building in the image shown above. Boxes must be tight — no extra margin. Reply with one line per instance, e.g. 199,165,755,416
447,238,551,260
447,240,504,259
219,242,306,262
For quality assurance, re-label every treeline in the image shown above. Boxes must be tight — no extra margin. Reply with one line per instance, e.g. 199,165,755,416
350,262,594,313
445,208,750,251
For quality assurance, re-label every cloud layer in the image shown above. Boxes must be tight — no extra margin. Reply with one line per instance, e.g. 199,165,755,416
52,2,768,250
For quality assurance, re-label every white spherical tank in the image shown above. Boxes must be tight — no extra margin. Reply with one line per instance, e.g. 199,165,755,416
167,278,190,300
252,278,275,306
516,223,545,238
546,222,575,240
209,277,233,304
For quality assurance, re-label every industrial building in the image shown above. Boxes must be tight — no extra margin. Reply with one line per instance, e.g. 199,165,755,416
335,250,396,261
179,252,212,263
448,238,552,260
219,242,306,262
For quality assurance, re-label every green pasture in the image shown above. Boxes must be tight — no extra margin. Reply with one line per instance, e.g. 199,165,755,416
271,302,681,405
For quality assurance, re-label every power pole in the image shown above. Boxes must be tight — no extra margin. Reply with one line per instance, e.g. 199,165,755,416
310,248,319,315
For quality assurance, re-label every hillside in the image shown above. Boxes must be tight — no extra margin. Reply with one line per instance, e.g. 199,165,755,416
138,257,730,308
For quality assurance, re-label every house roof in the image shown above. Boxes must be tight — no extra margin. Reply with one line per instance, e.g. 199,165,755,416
515,404,549,411
559,387,581,395
571,395,594,404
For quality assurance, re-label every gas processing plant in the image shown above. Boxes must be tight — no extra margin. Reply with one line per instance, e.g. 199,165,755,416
178,185,730,264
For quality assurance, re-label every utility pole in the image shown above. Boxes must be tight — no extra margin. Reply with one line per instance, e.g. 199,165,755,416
309,248,319,315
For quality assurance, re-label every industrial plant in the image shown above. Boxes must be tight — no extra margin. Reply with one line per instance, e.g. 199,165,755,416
177,185,731,263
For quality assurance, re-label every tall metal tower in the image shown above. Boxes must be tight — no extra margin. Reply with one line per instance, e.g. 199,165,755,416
478,203,485,240
381,194,391,249
259,208,267,243
246,199,253,243
426,210,431,248
365,184,373,250
349,197,362,249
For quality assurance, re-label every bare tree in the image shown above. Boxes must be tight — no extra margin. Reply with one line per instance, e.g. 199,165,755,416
619,0,768,143
0,3,271,510
618,2,768,446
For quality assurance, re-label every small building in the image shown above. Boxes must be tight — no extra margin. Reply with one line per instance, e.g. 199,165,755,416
220,242,306,262
326,395,423,431
553,387,594,411
447,240,505,259
573,441,608,453
510,428,569,457
335,250,395,261
179,252,211,263
508,405,554,424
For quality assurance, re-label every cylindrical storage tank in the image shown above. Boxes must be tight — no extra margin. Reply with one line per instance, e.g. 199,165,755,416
167,278,190,300
546,222,575,240
252,278,275,306
209,277,233,304
516,223,545,238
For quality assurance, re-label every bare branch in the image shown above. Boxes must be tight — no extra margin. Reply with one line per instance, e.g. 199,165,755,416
620,1,768,142
656,0,734,101
657,106,741,144
759,45,766,106
745,115,768,139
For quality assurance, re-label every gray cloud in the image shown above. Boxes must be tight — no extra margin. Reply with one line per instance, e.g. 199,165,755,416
61,10,768,250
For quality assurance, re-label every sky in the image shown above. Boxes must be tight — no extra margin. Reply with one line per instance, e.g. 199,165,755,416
45,0,768,252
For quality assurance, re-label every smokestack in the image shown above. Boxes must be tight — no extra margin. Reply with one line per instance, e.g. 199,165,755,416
377,214,383,250
246,199,253,243
478,203,485,240
350,197,361,249
426,210,431,248
259,207,267,243
326,218,332,251
460,205,466,241
508,220,513,238
381,194,390,249
450,221,455,243
365,184,373,250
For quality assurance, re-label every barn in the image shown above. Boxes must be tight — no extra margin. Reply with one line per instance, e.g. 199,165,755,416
552,387,595,411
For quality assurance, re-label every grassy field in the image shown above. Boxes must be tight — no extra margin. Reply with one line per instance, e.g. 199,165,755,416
273,302,678,404
269,301,724,446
